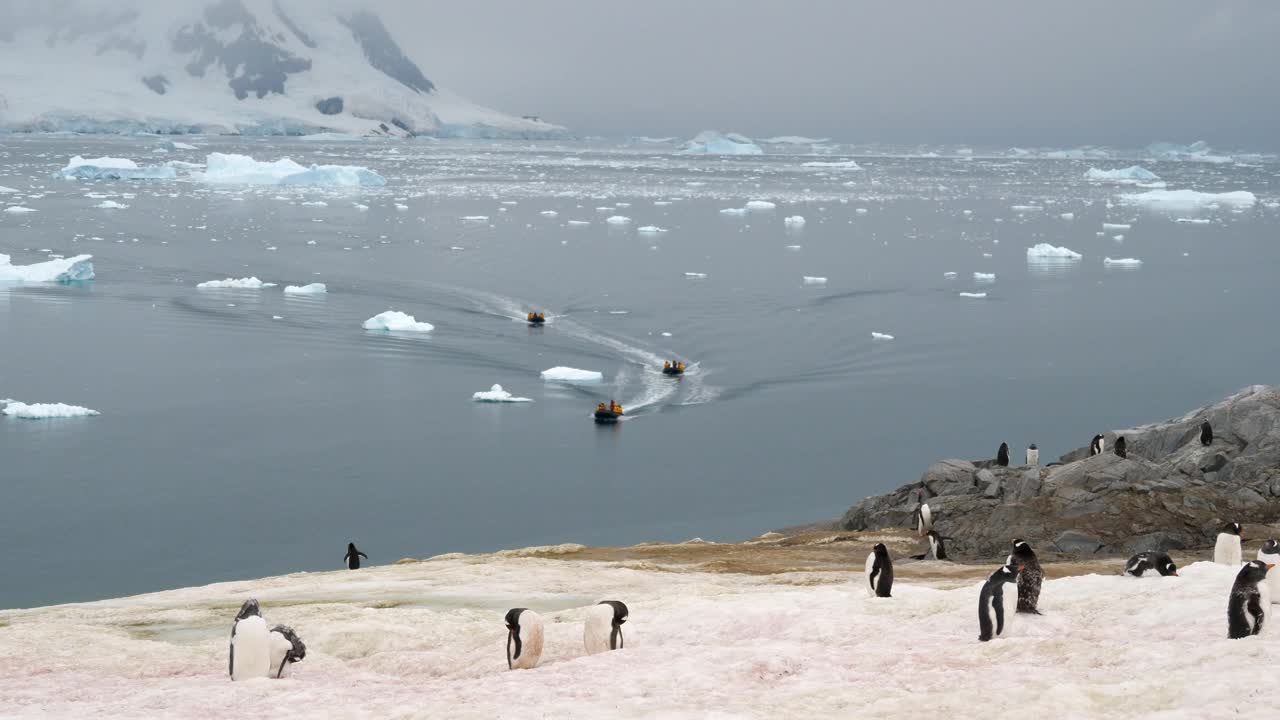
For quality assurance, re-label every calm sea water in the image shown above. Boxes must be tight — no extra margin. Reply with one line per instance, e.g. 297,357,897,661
2,136,1277,608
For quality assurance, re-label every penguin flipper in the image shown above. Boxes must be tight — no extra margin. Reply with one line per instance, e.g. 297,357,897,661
1248,594,1266,636
994,592,1006,636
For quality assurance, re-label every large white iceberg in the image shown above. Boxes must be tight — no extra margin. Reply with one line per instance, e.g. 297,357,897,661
284,283,328,295
201,153,385,187
1026,243,1082,260
2,401,99,419
680,131,764,156
540,367,603,383
1084,166,1160,183
363,311,434,332
471,384,533,403
196,277,276,289
0,253,95,284
1146,141,1233,164
1119,189,1256,211
56,156,177,181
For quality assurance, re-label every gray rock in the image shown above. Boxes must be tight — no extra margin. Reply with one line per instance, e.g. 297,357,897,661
1054,531,1105,555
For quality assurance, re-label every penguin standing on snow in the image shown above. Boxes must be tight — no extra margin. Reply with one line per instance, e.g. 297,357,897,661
1114,436,1128,459
344,542,368,570
1258,540,1280,604
1200,421,1214,446
584,600,629,655
504,608,545,670
1227,561,1274,639
1026,443,1039,466
978,563,1022,642
996,442,1010,467
1090,434,1105,457
267,625,306,678
229,599,270,681
911,490,933,537
1123,552,1178,577
1214,522,1243,566
1007,539,1043,614
911,530,949,561
865,543,894,597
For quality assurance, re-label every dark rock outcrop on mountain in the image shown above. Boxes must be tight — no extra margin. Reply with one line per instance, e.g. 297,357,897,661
839,386,1280,558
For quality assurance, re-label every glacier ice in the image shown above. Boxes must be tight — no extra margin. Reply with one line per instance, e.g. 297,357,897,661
472,384,533,403
197,277,276,289
201,154,385,187
284,283,327,295
0,253,95,284
2,401,100,419
57,156,177,181
363,311,434,332
680,131,764,156
540,367,603,383
1026,244,1082,260
1119,189,1256,211
1085,166,1160,183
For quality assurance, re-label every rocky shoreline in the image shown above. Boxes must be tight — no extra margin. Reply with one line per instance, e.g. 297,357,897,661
835,385,1280,559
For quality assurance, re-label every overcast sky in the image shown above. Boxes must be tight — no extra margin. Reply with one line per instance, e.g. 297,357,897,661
381,0,1280,148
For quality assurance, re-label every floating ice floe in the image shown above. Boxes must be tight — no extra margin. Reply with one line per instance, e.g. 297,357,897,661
1112,234,1125,242
855,208,869,215
472,384,533,403
762,135,831,144
785,245,802,251
567,220,591,226
801,160,861,170
201,153,385,187
1119,189,1257,211
394,203,408,211
1059,212,1074,220
2,401,99,419
0,185,19,193
871,332,895,340
3,206,37,214
196,277,276,289
1102,223,1131,230
461,216,489,222
56,156,176,181
606,215,632,225
0,253,95,284
1104,257,1143,267
540,367,603,383
363,311,434,332
802,276,828,285
301,201,328,207
784,215,806,228
94,200,129,209
1175,218,1212,225
745,200,776,211
540,210,558,217
973,272,996,281
637,226,668,234
684,272,708,279
1084,166,1161,183
959,292,987,298
161,141,198,151
1026,243,1082,260
1011,205,1043,213
943,271,958,279
719,207,747,216
680,130,764,155
284,283,327,295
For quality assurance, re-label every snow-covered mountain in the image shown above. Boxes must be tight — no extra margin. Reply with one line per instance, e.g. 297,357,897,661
0,0,564,138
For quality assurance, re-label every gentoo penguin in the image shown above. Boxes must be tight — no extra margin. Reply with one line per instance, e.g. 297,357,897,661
1200,421,1214,446
996,442,1010,467
910,530,948,561
1214,522,1243,566
267,625,306,678
229,599,270,681
1123,552,1178,577
1258,540,1280,604
1090,434,1105,457
1007,539,1043,614
344,542,368,570
504,608,545,670
911,489,933,537
1114,436,1128,459
978,563,1022,642
1026,443,1039,466
583,600,629,655
1227,560,1273,639
865,543,894,597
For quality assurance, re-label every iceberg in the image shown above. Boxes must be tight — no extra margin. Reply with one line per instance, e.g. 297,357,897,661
1104,257,1143,267
871,332,895,340
784,216,806,228
746,200,776,211
801,160,861,170
2,401,100,419
201,154,385,187
606,216,632,225
1026,244,1082,260
1146,141,1233,164
472,384,533,403
1084,166,1160,183
802,276,828,285
540,367,603,384
284,283,327,295
196,277,276,289
363,311,434,332
0,253,95,284
56,156,177,181
680,131,764,156
1119,189,1257,211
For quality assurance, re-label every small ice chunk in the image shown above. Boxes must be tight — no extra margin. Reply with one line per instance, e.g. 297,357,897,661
784,215,806,228
1113,234,1125,241
0,185,19,194
472,384,533,403
363,311,434,332
540,210,558,217
943,271,958,278
197,277,276,289
567,220,591,226
395,203,408,211
637,226,668,233
1026,243,1082,260
1103,257,1143,267
1011,205,1043,212
720,207,747,216
801,160,861,169
301,201,328,207
162,141,198,151
461,216,489,222
1102,223,1131,230
1119,189,1256,210
284,283,327,295
973,272,996,281
871,332,895,340
3,206,37,214
1175,218,1212,224
1059,212,1075,220
855,208,869,215
785,245,802,251
2,401,100,419
746,200,776,211
802,276,828,284
540,367,603,383
959,292,987,298
1085,166,1160,183
684,272,708,279
94,200,129,209
606,215,632,225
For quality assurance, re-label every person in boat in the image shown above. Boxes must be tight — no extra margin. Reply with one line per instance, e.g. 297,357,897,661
609,400,623,414
664,361,671,371
596,402,607,413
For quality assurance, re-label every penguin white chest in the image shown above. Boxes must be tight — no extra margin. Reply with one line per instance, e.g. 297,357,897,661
508,611,545,670
1215,534,1242,566
584,604,620,655
1260,551,1280,603
1026,448,1039,466
231,616,270,681
267,632,294,678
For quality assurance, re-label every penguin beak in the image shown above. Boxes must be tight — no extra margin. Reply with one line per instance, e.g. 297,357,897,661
1017,566,1025,572
1268,564,1277,571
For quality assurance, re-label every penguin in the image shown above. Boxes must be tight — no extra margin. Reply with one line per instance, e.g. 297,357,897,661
504,608,545,670
911,489,933,537
1026,443,1039,466
1227,560,1273,639
865,543,894,597
229,599,270,681
1090,434,1104,457
1123,551,1178,577
583,600,629,655
978,563,1022,642
1200,420,1213,447
1114,435,1128,459
267,625,306,679
1258,540,1280,604
1214,522,1243,566
1007,539,1043,614
344,542,368,570
910,530,948,561
996,442,1010,467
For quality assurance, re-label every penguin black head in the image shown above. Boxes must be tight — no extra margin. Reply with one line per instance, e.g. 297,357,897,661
994,564,1022,582
504,607,525,632
348,542,358,552
271,624,307,664
235,599,262,621
599,600,629,627
872,542,890,558
1159,560,1178,577
1222,522,1242,536
1238,560,1274,584
1262,539,1280,555
1029,443,1037,450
